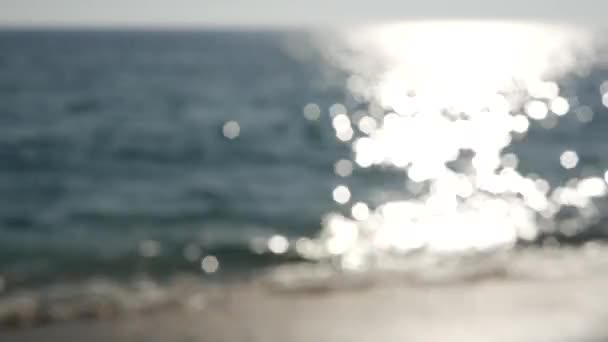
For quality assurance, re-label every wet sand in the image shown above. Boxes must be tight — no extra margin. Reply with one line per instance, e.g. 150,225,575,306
2,273,608,342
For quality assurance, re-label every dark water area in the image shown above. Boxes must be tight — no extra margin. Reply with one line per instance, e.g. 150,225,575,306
0,30,349,289
2,29,608,293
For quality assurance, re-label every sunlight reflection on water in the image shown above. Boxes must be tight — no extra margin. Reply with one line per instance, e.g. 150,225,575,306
299,21,608,268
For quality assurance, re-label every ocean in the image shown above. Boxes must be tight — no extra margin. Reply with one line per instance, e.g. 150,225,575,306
3,24,608,336
0,30,347,287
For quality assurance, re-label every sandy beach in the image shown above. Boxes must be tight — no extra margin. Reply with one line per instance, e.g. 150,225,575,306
2,271,608,342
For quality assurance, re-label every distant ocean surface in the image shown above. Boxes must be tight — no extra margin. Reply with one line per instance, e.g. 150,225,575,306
2,27,608,298
0,30,350,289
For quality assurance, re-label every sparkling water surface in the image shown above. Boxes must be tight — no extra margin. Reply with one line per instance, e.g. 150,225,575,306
3,24,608,327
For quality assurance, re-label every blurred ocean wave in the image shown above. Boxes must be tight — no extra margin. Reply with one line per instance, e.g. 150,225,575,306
3,242,608,329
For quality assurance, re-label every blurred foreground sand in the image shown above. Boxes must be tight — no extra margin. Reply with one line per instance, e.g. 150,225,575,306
2,273,608,342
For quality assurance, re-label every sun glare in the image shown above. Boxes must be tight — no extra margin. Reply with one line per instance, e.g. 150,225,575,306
303,21,604,267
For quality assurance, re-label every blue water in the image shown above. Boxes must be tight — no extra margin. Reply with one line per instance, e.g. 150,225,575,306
0,30,345,287
2,29,608,293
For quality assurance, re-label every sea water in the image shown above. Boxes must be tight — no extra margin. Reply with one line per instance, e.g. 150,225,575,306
2,23,608,329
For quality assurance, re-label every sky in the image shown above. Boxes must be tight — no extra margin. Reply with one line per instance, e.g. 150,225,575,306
0,0,606,28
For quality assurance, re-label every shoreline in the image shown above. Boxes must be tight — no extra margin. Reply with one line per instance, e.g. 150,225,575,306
2,272,608,342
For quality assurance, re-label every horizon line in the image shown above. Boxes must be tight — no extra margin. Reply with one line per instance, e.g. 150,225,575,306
0,16,599,32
